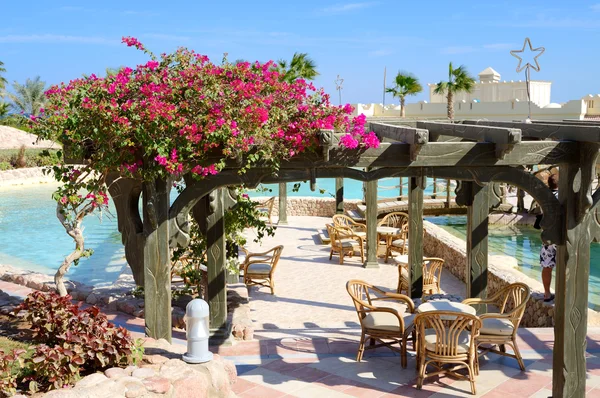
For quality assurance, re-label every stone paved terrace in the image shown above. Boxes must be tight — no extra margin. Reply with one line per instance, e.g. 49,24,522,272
242,216,465,330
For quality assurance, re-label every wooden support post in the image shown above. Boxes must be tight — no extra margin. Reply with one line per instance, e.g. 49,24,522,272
399,177,403,198
142,178,172,342
446,179,451,208
206,188,229,341
465,182,489,299
553,162,590,397
432,177,437,199
335,177,344,214
364,178,379,268
517,188,525,212
278,183,288,225
408,176,424,298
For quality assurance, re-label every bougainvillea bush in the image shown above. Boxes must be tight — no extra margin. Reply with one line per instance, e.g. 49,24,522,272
30,37,379,293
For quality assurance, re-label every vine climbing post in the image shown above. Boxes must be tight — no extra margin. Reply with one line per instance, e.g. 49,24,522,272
142,177,172,342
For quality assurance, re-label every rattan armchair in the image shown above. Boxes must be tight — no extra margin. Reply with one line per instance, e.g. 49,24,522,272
332,214,367,239
256,196,275,224
422,257,444,295
415,311,482,395
347,280,416,368
377,212,409,262
241,245,284,294
462,282,530,371
326,224,364,265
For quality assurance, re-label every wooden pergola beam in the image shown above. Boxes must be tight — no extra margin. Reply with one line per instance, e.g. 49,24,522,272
462,120,600,142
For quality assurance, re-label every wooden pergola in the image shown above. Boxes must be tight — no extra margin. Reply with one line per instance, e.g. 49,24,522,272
108,118,600,398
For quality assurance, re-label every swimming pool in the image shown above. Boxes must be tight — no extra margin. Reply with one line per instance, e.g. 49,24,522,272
0,183,126,287
427,215,600,311
247,178,454,200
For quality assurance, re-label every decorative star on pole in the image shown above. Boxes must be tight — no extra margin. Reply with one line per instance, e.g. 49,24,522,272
510,37,545,72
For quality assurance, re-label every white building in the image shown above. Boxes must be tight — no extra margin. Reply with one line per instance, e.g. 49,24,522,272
352,67,600,121
428,67,552,108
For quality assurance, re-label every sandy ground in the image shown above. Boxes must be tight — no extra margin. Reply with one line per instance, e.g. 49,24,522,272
0,126,59,149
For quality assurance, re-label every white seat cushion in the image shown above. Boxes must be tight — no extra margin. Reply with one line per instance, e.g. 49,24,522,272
246,263,272,275
424,329,471,354
391,239,408,247
339,238,359,248
354,231,367,238
362,311,414,332
400,267,409,280
480,317,515,336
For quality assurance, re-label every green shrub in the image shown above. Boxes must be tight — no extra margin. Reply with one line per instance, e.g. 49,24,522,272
0,148,61,170
0,349,26,397
0,162,10,171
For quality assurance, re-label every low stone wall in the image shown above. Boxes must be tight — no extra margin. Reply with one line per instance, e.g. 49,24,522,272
23,338,237,398
255,196,362,218
0,167,55,187
423,220,557,327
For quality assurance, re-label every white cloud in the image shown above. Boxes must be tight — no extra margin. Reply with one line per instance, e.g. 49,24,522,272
320,2,378,14
368,49,393,57
483,43,513,50
0,34,113,44
143,33,191,42
441,46,476,55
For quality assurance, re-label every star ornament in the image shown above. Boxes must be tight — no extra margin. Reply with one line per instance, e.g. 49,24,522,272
510,38,545,72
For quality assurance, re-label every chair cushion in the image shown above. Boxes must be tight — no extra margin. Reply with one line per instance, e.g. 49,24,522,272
391,239,408,247
362,311,414,332
354,231,367,238
246,263,272,275
480,317,515,336
424,329,471,354
400,267,409,280
339,239,359,248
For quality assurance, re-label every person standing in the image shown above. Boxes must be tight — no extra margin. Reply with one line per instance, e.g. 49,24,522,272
534,174,559,302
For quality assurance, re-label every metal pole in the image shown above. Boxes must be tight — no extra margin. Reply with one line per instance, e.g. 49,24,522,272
383,67,386,106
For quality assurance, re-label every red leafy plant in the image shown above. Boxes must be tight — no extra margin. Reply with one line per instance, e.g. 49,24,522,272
12,291,143,393
0,349,26,397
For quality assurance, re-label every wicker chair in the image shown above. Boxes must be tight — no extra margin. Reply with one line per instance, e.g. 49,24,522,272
332,214,367,240
422,257,444,295
415,311,482,395
241,245,284,294
326,224,364,265
346,279,416,368
256,196,275,224
377,212,409,263
462,282,530,371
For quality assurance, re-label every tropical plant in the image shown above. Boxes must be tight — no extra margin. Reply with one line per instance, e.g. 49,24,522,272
276,52,319,83
0,60,7,96
31,37,378,292
0,102,9,119
385,71,422,117
8,76,47,116
433,62,476,120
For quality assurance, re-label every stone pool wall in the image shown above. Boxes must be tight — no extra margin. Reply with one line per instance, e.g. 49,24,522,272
423,220,559,327
0,166,55,187
255,196,362,218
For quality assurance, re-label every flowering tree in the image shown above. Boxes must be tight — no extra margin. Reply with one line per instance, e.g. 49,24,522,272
32,37,379,299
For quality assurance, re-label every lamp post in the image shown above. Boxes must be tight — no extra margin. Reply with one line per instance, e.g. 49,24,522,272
182,298,213,364
335,75,344,106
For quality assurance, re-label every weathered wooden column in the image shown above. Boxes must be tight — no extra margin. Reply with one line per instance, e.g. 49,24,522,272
408,175,424,298
206,188,229,340
335,177,344,214
142,178,172,342
399,177,403,197
432,177,437,199
278,183,288,225
446,179,452,208
461,182,490,299
553,155,593,397
364,178,379,268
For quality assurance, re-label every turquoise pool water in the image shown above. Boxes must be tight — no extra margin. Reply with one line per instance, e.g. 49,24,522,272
0,183,126,287
247,178,454,200
426,216,600,311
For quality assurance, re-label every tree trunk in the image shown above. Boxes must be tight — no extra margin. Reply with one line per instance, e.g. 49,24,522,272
400,97,406,118
447,91,454,120
55,204,90,297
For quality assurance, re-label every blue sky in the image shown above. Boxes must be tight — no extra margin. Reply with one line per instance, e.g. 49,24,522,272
1,0,599,105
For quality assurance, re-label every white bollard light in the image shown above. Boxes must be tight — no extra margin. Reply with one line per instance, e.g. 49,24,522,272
182,298,214,364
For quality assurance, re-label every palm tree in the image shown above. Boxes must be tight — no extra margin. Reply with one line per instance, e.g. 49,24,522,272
0,61,7,97
385,72,422,117
276,53,319,83
8,76,47,116
434,62,476,120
